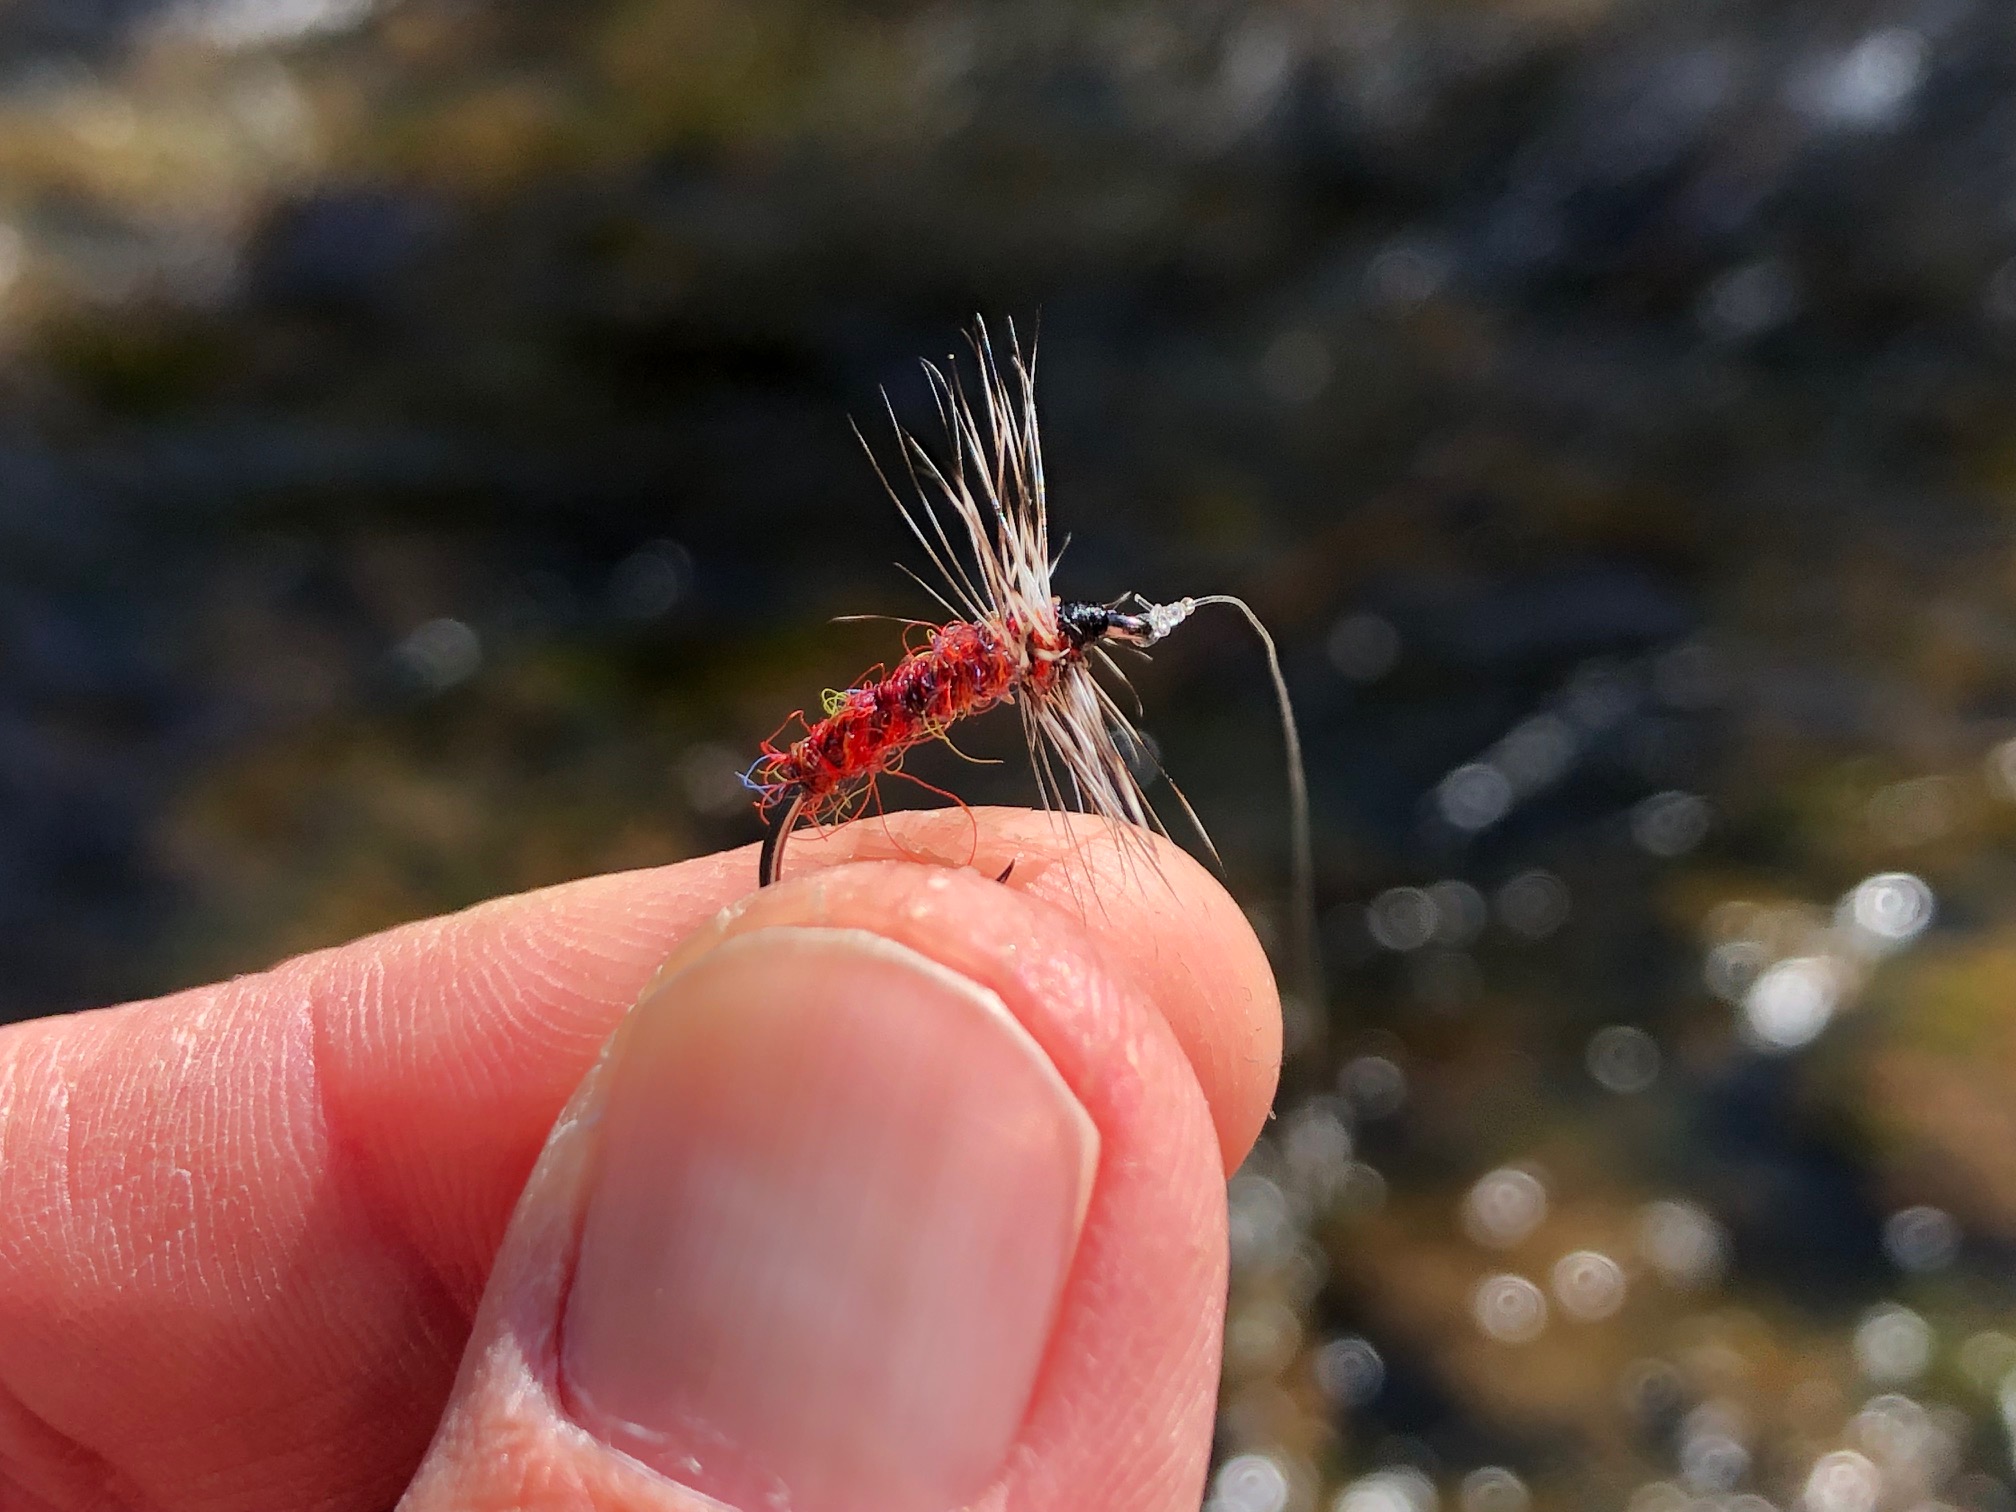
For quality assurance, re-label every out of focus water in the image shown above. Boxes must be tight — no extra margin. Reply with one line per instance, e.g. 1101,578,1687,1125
7,0,2016,1507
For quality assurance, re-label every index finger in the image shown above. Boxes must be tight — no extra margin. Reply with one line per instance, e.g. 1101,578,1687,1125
322,806,1280,1303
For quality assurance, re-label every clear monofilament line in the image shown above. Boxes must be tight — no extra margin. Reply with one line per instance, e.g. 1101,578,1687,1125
1183,594,1323,1022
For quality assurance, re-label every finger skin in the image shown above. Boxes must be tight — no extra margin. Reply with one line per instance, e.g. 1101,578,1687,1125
0,811,1280,1512
408,862,1238,1511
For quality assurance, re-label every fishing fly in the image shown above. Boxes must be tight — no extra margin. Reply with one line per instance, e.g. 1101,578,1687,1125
742,322,1314,986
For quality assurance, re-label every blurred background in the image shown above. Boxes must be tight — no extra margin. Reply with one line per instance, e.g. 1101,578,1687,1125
4,0,2016,1507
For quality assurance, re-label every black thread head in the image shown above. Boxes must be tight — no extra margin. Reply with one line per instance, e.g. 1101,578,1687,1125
1057,599,1160,651
1056,600,1115,650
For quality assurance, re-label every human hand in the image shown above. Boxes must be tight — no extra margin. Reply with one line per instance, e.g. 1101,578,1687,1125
0,810,1281,1512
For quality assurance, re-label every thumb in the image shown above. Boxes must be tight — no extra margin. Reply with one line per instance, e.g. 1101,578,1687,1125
401,860,1256,1512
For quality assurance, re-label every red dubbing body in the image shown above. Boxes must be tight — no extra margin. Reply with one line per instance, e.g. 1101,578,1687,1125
747,618,1040,820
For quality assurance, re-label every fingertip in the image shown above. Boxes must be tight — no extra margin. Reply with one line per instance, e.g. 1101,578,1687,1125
1002,820,1284,1174
784,808,1285,1171
413,856,1231,1512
